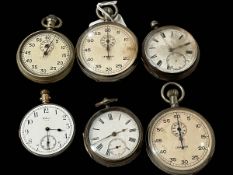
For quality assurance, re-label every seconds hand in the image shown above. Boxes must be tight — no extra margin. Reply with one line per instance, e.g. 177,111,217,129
43,34,56,57
106,25,110,59
176,116,184,149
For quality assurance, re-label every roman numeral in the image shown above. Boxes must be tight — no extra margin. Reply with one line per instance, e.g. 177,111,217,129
108,113,113,120
129,137,136,142
179,35,184,40
106,149,110,156
125,120,131,125
91,137,99,141
186,50,193,54
160,32,166,38
129,128,136,132
96,143,103,151
151,54,157,59
153,38,159,42
34,111,38,117
157,60,162,66
99,118,104,124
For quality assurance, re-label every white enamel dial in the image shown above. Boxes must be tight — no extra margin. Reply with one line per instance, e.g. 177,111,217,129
77,22,138,80
84,107,143,166
17,30,74,83
147,108,215,174
19,104,75,157
143,26,199,74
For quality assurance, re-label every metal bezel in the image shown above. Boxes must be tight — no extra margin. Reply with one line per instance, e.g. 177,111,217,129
19,103,76,157
83,106,143,167
142,25,200,81
16,30,75,84
146,107,215,174
76,22,138,82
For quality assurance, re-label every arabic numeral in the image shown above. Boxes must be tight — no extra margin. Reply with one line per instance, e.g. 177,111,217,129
32,65,37,69
40,69,46,73
124,38,129,41
192,155,199,160
27,138,32,144
160,150,166,154
198,146,207,150
26,59,32,63
96,65,102,68
61,46,66,49
36,38,42,42
174,114,180,118
87,39,94,42
43,107,49,113
62,53,67,57
66,123,71,129
94,31,101,35
163,119,170,123
84,48,91,52
57,61,64,65
50,66,56,70
87,57,93,61
24,129,29,134
170,158,176,162
187,116,191,121
116,64,122,68
106,67,112,71
116,30,120,34
181,160,188,164
25,51,31,55
63,115,67,120
105,28,111,32
29,43,35,47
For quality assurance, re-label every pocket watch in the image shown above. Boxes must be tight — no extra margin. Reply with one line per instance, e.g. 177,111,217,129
83,98,143,167
19,90,75,157
142,21,200,80
147,82,215,174
17,15,75,83
76,1,138,82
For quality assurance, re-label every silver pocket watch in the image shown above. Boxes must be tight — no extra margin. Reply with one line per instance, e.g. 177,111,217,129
76,1,138,82
83,98,143,167
19,90,75,157
147,82,215,174
17,15,75,83
142,21,200,80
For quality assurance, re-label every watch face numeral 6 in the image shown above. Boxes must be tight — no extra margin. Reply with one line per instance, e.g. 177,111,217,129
19,104,75,157
84,107,143,166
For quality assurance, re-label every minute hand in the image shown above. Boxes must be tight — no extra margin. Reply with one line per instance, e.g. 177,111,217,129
170,42,190,52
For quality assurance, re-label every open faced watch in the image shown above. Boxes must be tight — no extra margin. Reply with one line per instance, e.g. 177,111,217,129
142,21,200,80
19,90,75,157
17,15,75,83
83,98,143,166
147,82,215,174
76,1,138,82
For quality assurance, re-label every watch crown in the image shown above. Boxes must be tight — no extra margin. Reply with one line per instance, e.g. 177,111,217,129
40,89,51,104
95,97,118,108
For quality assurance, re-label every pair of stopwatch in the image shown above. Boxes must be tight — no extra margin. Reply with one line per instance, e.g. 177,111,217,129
19,83,215,174
16,1,199,83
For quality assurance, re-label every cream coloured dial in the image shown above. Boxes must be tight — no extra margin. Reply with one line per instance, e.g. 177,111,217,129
77,22,138,77
147,108,215,174
17,30,74,80
144,26,198,73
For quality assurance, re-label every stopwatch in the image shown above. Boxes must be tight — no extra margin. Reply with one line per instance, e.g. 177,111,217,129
19,90,75,157
147,82,215,174
142,21,200,80
17,15,75,83
83,98,143,167
76,1,138,82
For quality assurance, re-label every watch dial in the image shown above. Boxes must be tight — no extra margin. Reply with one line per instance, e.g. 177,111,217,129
77,23,138,76
88,109,141,160
18,31,74,76
144,26,198,73
148,108,215,173
19,104,75,157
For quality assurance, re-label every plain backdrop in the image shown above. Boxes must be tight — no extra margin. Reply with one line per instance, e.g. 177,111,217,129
3,0,230,174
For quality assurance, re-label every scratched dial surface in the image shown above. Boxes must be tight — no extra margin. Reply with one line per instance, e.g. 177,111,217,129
19,104,75,157
18,31,73,77
77,23,138,76
143,26,198,73
88,109,141,160
147,108,215,174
